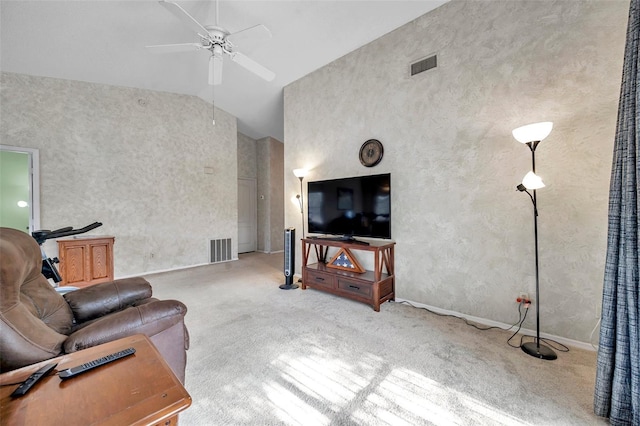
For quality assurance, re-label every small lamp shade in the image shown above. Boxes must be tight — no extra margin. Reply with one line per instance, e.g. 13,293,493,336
522,171,545,190
293,168,308,178
512,122,553,144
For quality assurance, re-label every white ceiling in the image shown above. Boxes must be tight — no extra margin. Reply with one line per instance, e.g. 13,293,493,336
1,0,448,141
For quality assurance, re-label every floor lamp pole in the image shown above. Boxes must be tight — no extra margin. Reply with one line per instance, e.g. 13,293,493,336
294,172,306,285
298,177,305,239
521,142,557,360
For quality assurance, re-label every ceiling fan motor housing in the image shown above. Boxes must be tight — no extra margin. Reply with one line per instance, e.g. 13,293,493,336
205,26,229,42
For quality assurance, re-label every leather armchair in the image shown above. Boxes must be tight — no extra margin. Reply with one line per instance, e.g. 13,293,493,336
0,227,189,383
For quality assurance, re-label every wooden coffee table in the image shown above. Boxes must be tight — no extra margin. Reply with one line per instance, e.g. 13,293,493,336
0,334,191,425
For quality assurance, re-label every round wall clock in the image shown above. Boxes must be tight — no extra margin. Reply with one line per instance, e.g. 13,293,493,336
359,139,384,167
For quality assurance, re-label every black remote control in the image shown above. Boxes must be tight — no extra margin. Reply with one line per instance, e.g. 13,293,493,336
58,347,136,379
11,363,57,397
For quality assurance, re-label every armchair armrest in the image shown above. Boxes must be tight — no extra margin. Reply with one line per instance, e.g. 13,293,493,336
63,299,187,353
63,277,152,323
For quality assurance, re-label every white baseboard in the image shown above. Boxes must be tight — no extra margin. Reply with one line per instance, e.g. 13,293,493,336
117,259,238,279
394,297,598,352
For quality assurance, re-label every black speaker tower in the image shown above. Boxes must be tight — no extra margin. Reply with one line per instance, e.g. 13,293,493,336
280,227,299,290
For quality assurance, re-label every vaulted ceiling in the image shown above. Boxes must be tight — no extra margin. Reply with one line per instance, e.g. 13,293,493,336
1,1,448,141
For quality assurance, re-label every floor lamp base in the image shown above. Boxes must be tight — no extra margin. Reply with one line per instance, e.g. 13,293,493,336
521,341,557,360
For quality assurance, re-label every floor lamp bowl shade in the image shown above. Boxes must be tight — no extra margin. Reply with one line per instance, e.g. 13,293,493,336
512,122,553,143
293,168,308,179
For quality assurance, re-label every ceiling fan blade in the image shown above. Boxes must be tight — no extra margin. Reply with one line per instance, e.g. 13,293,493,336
209,55,223,86
145,43,203,53
231,52,275,82
227,24,272,46
159,0,210,36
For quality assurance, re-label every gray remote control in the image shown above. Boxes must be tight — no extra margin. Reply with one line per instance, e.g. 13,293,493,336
58,347,135,379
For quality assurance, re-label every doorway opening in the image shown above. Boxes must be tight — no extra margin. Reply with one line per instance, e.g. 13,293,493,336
0,145,40,234
238,177,257,253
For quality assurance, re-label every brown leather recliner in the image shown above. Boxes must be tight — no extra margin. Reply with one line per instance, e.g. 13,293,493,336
0,227,189,383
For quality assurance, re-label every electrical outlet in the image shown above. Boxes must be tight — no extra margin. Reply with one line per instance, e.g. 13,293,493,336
516,293,532,303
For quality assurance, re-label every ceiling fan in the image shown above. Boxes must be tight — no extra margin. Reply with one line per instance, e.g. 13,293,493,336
147,0,275,86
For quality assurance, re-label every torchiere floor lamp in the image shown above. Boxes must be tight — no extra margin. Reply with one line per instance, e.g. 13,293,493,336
292,168,308,285
293,168,308,238
512,121,557,361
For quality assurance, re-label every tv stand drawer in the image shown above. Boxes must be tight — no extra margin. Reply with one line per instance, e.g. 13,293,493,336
304,269,335,290
337,278,371,298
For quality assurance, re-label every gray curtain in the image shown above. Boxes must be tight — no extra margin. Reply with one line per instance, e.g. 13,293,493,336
594,0,640,424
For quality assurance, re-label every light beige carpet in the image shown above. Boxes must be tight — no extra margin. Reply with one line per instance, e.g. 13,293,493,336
146,252,604,426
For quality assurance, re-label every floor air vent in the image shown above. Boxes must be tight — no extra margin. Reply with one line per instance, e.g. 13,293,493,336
410,55,437,76
210,238,232,263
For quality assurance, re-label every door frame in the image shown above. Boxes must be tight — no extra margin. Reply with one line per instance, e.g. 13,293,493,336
0,145,40,233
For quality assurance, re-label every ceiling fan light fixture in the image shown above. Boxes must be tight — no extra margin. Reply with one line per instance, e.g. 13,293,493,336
209,49,223,86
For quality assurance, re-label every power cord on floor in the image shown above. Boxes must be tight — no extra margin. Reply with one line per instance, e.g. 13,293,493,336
392,299,570,353
506,302,530,347
394,299,525,332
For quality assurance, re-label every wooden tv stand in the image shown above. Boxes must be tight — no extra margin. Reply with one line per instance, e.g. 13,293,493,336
301,237,395,312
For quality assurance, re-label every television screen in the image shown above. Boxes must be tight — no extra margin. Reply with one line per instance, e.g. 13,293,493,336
307,173,391,239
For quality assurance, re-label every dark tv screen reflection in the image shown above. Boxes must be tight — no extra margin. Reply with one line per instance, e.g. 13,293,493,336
307,173,391,239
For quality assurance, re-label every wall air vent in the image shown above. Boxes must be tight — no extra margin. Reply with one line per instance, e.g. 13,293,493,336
209,238,232,263
410,55,437,76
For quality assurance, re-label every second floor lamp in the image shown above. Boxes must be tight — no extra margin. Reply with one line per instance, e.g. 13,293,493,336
513,121,557,361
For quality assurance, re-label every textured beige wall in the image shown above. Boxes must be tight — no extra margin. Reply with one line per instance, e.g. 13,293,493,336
1,72,238,277
237,132,257,179
284,0,628,343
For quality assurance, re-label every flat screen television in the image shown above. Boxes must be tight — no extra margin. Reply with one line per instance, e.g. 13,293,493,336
307,173,391,240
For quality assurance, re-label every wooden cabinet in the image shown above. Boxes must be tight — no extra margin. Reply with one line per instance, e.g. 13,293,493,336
301,238,395,312
57,236,114,287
